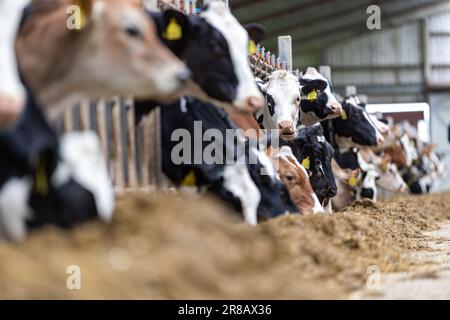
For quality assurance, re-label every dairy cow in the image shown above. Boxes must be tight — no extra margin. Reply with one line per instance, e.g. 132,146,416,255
148,3,265,111
16,0,189,120
255,68,342,141
255,71,301,140
270,146,323,214
331,159,361,210
161,97,298,225
0,92,113,241
298,67,342,126
322,96,384,152
136,2,266,123
282,125,336,213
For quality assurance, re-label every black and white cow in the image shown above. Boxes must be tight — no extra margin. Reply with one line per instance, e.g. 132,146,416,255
298,67,342,126
0,93,113,241
322,96,384,152
255,70,301,140
331,147,380,202
135,1,265,124
161,97,298,225
282,124,336,213
255,68,342,141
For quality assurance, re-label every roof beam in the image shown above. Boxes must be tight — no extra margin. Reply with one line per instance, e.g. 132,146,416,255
235,0,333,25
264,0,444,53
264,0,371,37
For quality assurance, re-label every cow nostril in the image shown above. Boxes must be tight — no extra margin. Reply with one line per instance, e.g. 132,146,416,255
176,68,191,83
377,135,385,145
277,121,294,132
330,102,342,115
328,187,337,197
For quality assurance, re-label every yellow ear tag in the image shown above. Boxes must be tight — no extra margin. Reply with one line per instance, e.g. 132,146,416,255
163,18,182,41
301,157,310,170
340,109,348,120
307,90,318,102
181,170,196,186
35,157,49,197
75,0,88,30
381,162,388,172
248,40,257,55
348,175,358,187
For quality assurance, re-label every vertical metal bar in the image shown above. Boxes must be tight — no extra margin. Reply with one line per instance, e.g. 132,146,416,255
278,36,293,72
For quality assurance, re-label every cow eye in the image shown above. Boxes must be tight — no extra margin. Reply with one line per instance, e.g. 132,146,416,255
125,26,142,38
285,175,294,182
209,41,226,55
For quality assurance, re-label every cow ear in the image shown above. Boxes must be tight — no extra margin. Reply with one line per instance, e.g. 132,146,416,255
301,79,327,94
244,23,266,55
161,9,190,42
244,23,266,44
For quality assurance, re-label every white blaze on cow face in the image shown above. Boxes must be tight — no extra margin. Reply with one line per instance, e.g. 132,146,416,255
201,1,264,112
358,164,379,202
0,0,29,127
260,71,300,140
51,131,114,222
302,68,338,106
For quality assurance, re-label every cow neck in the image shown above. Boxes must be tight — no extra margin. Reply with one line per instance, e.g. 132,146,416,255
321,119,338,151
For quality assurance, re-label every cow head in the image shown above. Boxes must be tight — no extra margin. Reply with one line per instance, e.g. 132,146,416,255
151,2,265,112
287,125,336,205
271,146,323,214
384,141,408,168
369,115,390,137
376,155,407,193
332,96,384,149
16,0,189,114
298,67,342,126
258,70,301,140
399,134,417,167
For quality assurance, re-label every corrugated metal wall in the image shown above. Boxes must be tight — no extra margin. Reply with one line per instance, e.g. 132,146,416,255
323,22,424,103
322,9,450,102
321,10,450,182
429,11,450,87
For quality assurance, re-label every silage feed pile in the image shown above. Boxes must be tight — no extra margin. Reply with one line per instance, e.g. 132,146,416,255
0,192,449,299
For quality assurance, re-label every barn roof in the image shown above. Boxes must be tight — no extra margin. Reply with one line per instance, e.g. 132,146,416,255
230,0,450,66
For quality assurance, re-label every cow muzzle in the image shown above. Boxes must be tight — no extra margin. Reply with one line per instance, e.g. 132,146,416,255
277,121,296,140
328,101,342,117
0,92,25,128
376,134,385,146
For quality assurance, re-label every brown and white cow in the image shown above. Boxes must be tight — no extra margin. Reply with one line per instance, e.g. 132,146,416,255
270,146,323,215
15,0,189,120
331,159,361,211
